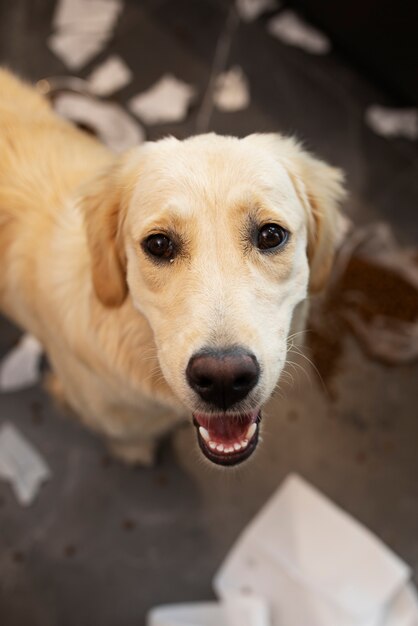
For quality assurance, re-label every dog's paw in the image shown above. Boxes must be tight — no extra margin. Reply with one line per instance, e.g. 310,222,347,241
107,439,157,467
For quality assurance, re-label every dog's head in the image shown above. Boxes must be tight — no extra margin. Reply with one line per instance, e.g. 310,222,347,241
82,133,345,466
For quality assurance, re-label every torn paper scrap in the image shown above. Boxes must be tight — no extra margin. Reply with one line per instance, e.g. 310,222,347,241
268,10,331,54
0,423,51,505
128,75,196,125
215,474,412,626
147,596,270,626
214,66,250,112
49,0,123,70
148,602,225,626
236,0,279,22
365,105,418,140
54,93,145,152
87,55,133,96
0,334,43,392
47,31,110,71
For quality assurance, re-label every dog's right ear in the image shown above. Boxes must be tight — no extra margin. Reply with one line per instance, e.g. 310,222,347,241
81,161,130,308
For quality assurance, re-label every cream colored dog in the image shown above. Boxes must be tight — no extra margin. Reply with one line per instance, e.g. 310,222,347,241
0,69,345,466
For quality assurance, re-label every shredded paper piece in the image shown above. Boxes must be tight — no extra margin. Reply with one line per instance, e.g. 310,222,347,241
0,334,43,392
148,596,269,626
48,0,123,70
128,75,196,125
54,93,145,152
365,105,418,140
214,66,250,112
0,423,51,505
148,475,418,626
236,0,279,22
268,10,331,54
87,55,133,96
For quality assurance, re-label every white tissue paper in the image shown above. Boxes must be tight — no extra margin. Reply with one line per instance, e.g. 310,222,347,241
236,0,279,22
128,75,196,125
54,93,145,153
87,55,133,96
213,66,250,112
48,0,123,70
0,334,43,392
0,423,51,505
214,474,416,626
268,10,331,54
148,595,270,626
365,106,418,140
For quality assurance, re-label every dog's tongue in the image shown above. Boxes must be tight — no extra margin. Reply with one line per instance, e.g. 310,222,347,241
194,412,257,444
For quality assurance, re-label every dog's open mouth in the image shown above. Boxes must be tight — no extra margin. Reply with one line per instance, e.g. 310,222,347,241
193,410,261,466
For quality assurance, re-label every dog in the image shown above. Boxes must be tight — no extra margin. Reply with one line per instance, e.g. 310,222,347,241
0,69,345,466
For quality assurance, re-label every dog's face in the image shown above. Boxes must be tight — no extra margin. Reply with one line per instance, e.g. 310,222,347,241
83,133,345,466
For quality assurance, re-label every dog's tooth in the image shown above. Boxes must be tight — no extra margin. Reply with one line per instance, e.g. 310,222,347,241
199,427,210,443
241,439,248,448
225,446,233,453
246,423,257,441
216,444,224,452
234,443,242,451
209,441,217,450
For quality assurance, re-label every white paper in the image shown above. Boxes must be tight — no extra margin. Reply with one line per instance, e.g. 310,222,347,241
128,75,196,125
48,31,110,71
87,55,133,96
49,0,123,70
54,93,145,152
0,334,43,392
214,66,250,112
147,597,270,626
268,10,331,54
365,106,418,140
236,0,279,22
0,423,51,505
214,474,412,626
148,602,225,626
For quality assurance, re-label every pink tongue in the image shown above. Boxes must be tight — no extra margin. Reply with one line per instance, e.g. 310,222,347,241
195,413,255,444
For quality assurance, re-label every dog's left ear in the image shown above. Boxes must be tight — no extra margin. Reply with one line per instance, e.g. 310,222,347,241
81,160,130,307
246,134,346,293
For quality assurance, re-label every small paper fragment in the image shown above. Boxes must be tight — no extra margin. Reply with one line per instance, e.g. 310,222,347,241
87,55,133,96
0,334,43,392
268,10,331,55
214,66,250,112
365,105,418,140
236,0,279,22
49,0,123,70
128,75,196,125
54,93,145,152
0,423,51,505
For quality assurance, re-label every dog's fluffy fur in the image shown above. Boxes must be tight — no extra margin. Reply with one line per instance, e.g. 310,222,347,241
0,69,345,464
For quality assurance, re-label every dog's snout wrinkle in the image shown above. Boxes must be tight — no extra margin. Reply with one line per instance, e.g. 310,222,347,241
186,348,259,410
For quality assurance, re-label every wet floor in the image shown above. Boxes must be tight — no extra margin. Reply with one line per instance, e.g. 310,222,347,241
0,1,417,625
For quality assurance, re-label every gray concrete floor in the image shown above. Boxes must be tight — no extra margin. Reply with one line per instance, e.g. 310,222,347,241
0,1,417,625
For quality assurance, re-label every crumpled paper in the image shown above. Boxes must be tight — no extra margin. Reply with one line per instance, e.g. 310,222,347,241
213,66,250,112
365,106,418,140
0,423,51,505
128,75,196,125
268,10,331,54
48,0,123,70
148,475,417,626
54,92,145,153
0,334,43,392
236,0,279,22
87,55,132,96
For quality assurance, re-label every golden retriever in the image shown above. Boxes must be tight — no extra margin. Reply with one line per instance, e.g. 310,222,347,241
0,69,345,466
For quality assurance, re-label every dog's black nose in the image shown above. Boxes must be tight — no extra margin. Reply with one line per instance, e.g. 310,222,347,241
186,348,260,410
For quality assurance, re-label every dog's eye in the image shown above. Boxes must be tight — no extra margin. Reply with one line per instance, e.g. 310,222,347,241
145,234,174,259
257,224,289,251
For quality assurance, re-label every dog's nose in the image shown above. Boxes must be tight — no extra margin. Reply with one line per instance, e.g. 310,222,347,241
186,348,260,410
